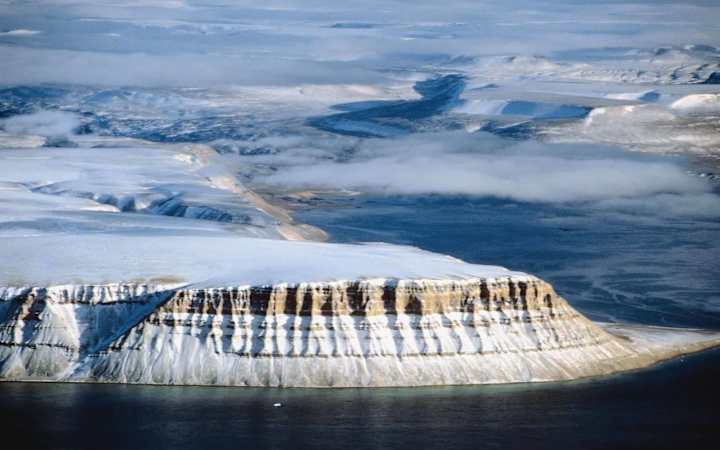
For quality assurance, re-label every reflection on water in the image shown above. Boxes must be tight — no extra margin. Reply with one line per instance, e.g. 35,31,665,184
297,195,720,329
1,349,719,450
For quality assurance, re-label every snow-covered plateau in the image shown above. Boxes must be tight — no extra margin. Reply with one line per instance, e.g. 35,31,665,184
1,143,719,387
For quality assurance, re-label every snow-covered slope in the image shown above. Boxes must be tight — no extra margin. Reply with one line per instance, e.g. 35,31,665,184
670,93,720,114
466,48,720,85
0,145,322,241
543,95,720,156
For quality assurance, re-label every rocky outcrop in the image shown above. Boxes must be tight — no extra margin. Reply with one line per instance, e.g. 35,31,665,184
2,278,718,387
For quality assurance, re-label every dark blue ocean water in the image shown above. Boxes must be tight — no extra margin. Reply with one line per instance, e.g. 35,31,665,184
297,195,720,329
1,349,719,450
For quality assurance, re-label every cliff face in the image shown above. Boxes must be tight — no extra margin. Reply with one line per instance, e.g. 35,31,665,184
2,277,714,387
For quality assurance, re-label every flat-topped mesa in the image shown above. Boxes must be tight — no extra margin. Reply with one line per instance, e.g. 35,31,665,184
2,277,718,387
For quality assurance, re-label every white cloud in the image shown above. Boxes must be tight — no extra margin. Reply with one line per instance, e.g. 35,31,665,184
0,28,41,36
254,131,717,210
2,110,80,137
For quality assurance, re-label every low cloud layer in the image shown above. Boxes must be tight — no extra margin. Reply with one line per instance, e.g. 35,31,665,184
255,132,717,211
0,29,40,36
1,110,80,137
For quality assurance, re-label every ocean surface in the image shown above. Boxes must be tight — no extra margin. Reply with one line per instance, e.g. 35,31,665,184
1,349,719,450
297,194,720,329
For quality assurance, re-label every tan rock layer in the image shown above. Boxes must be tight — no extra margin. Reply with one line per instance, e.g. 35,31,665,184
153,278,558,316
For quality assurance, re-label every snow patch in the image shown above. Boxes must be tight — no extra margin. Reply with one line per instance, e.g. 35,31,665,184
670,94,720,114
606,90,661,102
458,99,590,119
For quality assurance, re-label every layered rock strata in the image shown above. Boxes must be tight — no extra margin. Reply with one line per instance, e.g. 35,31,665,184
2,277,717,387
